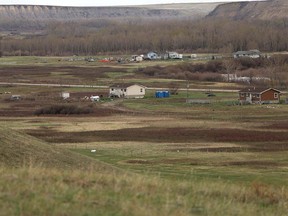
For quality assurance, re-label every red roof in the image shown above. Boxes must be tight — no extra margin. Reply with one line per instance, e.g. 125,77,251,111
239,87,281,94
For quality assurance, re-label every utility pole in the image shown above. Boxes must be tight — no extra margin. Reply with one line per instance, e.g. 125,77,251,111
0,36,2,57
186,80,189,102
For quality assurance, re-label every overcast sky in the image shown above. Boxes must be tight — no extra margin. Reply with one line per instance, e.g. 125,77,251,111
0,0,264,7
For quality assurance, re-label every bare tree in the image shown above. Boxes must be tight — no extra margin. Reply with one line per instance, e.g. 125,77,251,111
223,59,237,82
168,82,180,95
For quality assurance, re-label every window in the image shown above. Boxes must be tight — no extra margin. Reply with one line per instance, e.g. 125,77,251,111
140,88,143,93
256,94,260,98
111,88,114,91
241,93,244,97
274,93,278,99
124,89,127,92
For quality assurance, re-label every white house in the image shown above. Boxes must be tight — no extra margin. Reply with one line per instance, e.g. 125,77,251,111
109,84,146,98
233,50,261,59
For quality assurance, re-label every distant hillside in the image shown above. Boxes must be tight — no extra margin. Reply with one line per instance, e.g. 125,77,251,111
0,3,220,32
0,3,219,21
207,0,288,20
0,126,113,170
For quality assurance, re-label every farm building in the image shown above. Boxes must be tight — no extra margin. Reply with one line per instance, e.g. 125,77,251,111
239,87,281,104
109,84,146,98
233,50,261,59
60,91,106,101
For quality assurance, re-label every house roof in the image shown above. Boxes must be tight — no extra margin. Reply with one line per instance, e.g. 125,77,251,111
110,83,146,88
239,87,281,94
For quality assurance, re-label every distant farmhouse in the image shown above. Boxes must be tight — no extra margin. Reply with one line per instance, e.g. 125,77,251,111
239,87,281,104
109,84,146,98
164,52,183,60
233,50,261,59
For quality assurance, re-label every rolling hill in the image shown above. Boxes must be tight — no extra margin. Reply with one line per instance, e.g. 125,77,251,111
207,0,288,20
0,126,113,171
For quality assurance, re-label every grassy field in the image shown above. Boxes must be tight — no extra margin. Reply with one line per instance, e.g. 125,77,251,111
0,56,288,215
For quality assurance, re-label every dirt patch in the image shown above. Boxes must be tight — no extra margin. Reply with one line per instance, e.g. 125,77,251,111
125,159,153,165
261,121,288,130
223,160,278,167
158,158,200,165
0,65,132,89
26,127,288,152
124,158,280,168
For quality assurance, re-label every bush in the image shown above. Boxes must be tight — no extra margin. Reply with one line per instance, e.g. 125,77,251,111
205,60,224,72
270,54,288,66
34,104,93,115
236,58,269,70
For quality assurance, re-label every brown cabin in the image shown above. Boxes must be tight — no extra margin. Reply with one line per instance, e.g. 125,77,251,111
239,87,281,104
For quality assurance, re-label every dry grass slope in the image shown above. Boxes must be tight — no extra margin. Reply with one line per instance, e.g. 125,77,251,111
208,0,288,20
0,126,114,171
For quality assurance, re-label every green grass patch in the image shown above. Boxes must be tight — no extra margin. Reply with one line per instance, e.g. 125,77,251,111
73,148,288,186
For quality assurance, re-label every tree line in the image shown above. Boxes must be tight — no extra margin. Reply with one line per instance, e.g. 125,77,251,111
1,18,288,56
138,55,288,89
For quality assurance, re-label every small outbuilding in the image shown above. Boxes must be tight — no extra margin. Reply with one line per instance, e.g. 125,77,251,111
155,91,170,98
130,55,144,62
239,87,281,104
109,83,146,98
60,92,70,99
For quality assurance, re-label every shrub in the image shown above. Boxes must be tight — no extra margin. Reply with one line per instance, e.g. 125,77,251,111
205,60,224,72
34,104,93,115
236,58,269,70
270,54,288,66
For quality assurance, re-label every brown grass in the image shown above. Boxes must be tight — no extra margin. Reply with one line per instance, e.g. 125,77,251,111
26,127,288,147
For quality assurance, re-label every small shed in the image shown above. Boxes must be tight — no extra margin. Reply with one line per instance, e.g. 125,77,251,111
109,84,146,99
60,92,70,99
239,87,281,104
